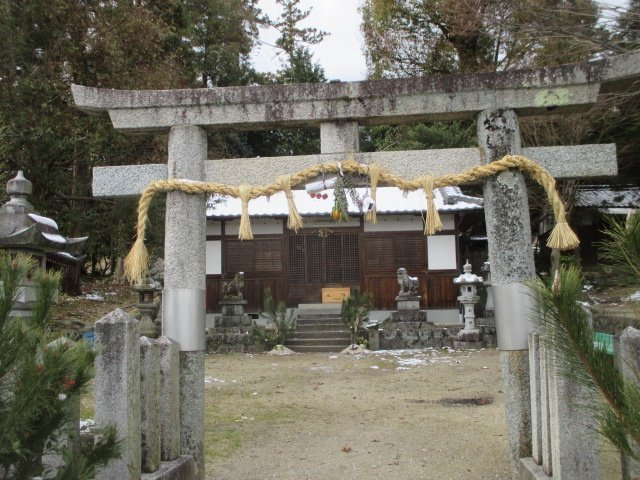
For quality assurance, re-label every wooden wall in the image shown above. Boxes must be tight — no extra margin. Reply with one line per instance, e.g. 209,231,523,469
206,231,286,313
207,219,460,313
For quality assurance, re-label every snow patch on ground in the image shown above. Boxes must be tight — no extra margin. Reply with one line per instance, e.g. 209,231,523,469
80,418,95,434
623,290,640,302
205,376,226,384
84,293,104,301
370,347,474,370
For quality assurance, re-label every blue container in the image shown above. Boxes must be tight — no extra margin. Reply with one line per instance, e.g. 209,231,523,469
82,330,95,345
593,332,613,355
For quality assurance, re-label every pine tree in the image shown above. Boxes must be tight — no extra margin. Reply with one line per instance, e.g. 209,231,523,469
0,253,119,479
533,265,640,458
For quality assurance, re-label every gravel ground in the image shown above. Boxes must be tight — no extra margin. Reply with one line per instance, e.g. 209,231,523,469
204,347,512,480
204,347,622,480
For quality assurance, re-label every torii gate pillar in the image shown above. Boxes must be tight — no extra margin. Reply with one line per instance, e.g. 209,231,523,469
163,125,207,478
478,109,534,476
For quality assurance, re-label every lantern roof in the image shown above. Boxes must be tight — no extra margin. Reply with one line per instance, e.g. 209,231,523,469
453,260,483,284
0,171,87,257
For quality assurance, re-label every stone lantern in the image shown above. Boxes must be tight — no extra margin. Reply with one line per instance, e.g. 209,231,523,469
0,171,87,315
133,279,160,337
481,260,494,325
453,260,483,343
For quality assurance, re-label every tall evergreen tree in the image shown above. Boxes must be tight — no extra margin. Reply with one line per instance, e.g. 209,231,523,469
245,0,328,158
0,1,265,277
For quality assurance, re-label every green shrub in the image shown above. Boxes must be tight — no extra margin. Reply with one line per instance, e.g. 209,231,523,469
341,288,373,345
252,288,296,350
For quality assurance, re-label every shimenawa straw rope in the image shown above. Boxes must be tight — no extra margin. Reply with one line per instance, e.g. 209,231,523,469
123,155,579,284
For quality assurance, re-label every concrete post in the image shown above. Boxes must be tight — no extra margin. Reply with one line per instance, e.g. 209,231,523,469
614,326,640,479
477,109,533,478
156,336,181,461
94,309,141,480
140,337,161,473
163,125,207,479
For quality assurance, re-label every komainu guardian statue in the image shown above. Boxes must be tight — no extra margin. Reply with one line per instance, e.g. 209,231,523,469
222,272,245,300
397,267,419,297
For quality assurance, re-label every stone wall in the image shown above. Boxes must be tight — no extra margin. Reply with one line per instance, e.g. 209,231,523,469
205,327,256,353
370,321,496,350
592,308,640,334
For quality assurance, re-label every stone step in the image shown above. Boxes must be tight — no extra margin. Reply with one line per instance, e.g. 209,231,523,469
287,344,350,353
291,330,351,339
295,323,347,332
297,304,342,313
296,313,343,321
287,337,351,346
296,318,343,325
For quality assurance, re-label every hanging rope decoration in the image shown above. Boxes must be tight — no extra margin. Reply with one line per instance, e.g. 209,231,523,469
276,174,303,232
123,155,580,284
421,175,442,235
364,163,381,224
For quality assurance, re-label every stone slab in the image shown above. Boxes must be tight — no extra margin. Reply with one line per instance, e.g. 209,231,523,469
519,457,550,480
140,455,195,480
92,144,617,197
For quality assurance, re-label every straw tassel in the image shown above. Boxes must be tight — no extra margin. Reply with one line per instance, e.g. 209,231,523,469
422,175,442,235
543,178,580,251
277,175,303,232
123,184,157,284
547,215,580,251
365,163,381,224
238,184,254,240
124,237,148,285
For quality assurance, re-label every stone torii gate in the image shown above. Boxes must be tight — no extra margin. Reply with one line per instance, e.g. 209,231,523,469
73,51,640,479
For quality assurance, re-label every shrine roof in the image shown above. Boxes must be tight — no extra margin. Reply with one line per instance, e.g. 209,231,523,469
206,186,482,218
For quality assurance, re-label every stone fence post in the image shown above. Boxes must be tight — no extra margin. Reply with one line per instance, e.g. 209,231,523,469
95,309,141,480
140,337,160,473
521,332,600,480
614,326,640,479
157,336,181,461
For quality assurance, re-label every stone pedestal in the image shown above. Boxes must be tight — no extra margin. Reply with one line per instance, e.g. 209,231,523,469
218,299,252,327
457,329,481,343
391,295,428,322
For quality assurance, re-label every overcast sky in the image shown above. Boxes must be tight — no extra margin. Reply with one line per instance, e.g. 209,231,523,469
250,0,367,82
250,0,630,83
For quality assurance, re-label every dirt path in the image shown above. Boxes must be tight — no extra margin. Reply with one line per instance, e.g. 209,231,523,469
204,348,512,480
